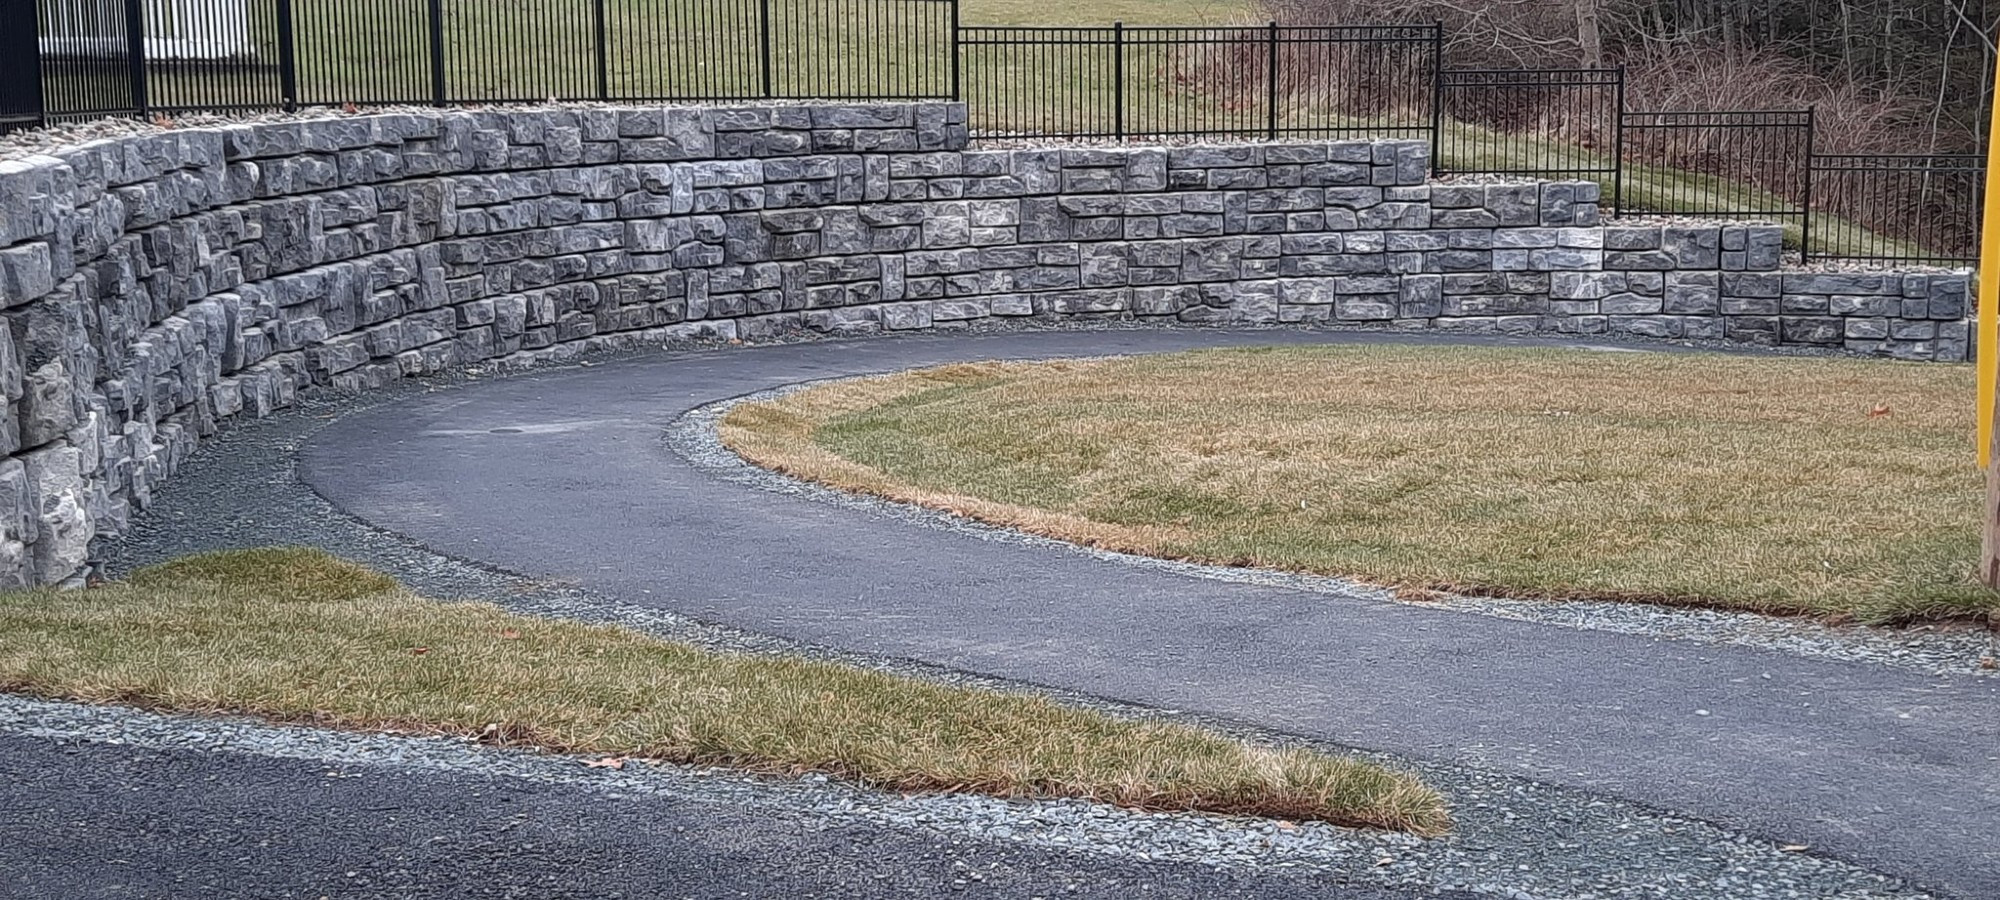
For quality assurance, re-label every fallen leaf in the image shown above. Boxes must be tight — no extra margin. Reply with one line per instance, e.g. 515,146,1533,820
1980,657,1996,670
1868,403,1891,418
341,101,359,114
409,646,430,656
499,628,522,640
1275,820,1297,831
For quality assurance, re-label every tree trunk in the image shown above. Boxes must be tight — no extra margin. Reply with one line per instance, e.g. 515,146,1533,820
1576,0,1604,69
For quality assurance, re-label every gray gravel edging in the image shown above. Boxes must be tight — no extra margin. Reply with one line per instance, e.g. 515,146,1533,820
674,375,1998,679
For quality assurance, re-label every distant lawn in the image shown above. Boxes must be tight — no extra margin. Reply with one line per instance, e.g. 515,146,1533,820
722,346,2000,624
0,548,1446,833
964,0,1257,25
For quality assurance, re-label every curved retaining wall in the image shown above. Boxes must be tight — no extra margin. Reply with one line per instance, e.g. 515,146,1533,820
0,101,1973,586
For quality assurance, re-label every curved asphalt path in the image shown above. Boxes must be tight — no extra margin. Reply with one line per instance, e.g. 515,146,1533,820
300,328,2000,898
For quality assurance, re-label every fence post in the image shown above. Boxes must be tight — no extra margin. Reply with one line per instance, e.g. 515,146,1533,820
949,0,960,101
2,0,47,132
1611,66,1625,217
276,0,298,112
425,0,446,106
1802,105,1817,263
1113,22,1124,142
592,0,608,101
1266,21,1278,141
122,0,149,118
758,0,773,98
1429,23,1443,175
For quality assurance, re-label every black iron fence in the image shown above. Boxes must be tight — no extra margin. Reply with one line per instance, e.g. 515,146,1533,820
7,0,954,123
1810,154,1984,264
1434,68,1620,182
959,23,1436,142
0,0,1981,264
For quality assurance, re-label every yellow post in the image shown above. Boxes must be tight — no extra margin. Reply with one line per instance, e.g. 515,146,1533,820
1980,57,2000,587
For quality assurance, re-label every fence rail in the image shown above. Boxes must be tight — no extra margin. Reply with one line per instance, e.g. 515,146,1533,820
0,0,1980,265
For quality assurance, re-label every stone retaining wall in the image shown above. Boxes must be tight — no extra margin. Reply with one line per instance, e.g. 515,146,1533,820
0,101,1972,586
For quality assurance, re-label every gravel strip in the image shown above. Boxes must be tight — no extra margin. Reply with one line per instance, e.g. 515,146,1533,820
677,377,1998,679
64,326,1963,898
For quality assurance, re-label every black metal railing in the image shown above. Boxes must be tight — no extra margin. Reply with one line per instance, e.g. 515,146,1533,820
1617,109,1814,249
1809,154,1984,264
1434,68,1621,182
959,23,1436,142
0,3,1981,265
10,0,954,120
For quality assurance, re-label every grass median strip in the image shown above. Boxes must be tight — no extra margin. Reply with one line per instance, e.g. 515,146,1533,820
721,345,1999,625
0,547,1446,834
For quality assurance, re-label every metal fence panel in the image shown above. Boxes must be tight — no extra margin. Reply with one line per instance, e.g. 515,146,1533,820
961,23,1434,142
1617,109,1812,247
958,26,1116,139
769,0,953,99
606,0,763,101
1809,154,1982,264
440,0,597,104
288,0,429,106
1434,68,1621,183
34,0,143,122
137,0,286,113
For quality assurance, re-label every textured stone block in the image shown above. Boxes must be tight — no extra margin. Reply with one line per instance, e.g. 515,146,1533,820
1781,316,1845,344
0,242,53,305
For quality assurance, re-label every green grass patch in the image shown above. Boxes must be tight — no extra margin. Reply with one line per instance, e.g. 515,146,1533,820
0,547,1447,833
722,347,2000,624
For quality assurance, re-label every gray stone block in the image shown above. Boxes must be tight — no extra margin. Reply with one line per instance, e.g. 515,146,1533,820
1829,294,1899,317
1663,227,1721,269
1781,316,1845,344
0,243,55,305
1602,293,1662,315
1603,228,1661,251
1484,185,1538,227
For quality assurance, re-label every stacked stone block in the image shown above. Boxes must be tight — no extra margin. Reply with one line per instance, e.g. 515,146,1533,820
0,101,1971,586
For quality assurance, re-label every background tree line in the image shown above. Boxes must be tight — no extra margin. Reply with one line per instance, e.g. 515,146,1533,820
1267,0,2000,153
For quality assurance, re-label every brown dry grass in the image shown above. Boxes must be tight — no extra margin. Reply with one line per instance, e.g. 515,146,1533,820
0,548,1447,833
721,346,1999,624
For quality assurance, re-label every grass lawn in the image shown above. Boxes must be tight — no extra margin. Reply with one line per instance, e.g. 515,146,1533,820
965,0,1256,25
721,346,2000,625
0,548,1446,833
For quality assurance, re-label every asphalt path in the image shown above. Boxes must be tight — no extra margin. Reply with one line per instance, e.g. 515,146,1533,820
297,328,2000,898
0,731,1434,899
